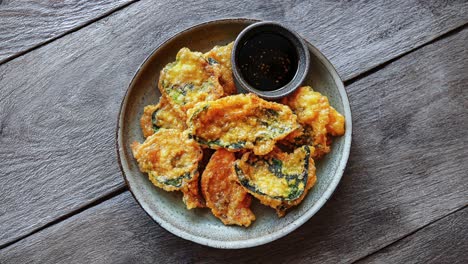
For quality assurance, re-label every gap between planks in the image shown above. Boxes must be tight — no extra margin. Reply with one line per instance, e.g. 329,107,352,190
351,204,468,264
344,22,468,87
0,186,128,250
0,0,140,66
0,13,466,255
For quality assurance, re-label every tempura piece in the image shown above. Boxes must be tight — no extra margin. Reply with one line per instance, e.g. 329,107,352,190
181,178,205,209
159,48,224,113
281,86,345,158
187,93,299,155
327,106,345,136
234,146,316,217
140,96,186,138
204,42,236,95
131,129,203,209
201,149,255,226
181,148,215,209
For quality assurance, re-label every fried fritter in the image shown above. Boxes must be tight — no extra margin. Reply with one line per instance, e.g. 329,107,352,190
203,42,236,95
235,146,316,217
281,86,345,158
131,129,202,193
181,148,214,209
140,96,187,138
181,177,205,209
327,106,345,136
201,149,255,227
159,48,224,113
187,93,299,155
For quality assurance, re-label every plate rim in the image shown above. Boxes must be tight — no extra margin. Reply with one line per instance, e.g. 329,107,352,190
116,17,352,249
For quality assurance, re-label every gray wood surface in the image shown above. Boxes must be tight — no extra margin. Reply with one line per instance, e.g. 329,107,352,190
0,0,467,248
0,0,136,64
1,24,467,263
357,207,468,264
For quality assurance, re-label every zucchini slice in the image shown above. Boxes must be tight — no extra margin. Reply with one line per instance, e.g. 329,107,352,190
180,174,205,210
131,129,202,193
235,146,317,217
203,42,236,96
201,149,255,227
139,96,186,138
281,86,345,158
158,47,224,113
187,93,299,155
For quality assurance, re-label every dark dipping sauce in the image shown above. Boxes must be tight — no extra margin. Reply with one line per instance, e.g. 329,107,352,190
238,32,298,91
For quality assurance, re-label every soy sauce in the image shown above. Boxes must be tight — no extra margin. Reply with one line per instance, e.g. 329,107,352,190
238,32,298,91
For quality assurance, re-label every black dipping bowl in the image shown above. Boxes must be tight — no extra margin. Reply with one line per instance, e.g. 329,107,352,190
231,21,310,100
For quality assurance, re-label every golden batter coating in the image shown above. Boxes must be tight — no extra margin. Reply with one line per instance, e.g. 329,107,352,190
180,148,214,209
139,96,187,138
159,48,224,113
235,146,317,217
181,177,205,209
281,86,345,158
131,129,202,193
140,104,159,138
327,106,345,136
201,149,255,227
203,42,236,96
187,93,299,155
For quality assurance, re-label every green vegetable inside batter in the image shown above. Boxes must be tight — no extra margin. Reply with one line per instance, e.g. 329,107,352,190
235,146,310,201
151,171,194,188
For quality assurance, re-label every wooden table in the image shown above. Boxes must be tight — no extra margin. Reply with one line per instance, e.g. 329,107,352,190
0,1,467,263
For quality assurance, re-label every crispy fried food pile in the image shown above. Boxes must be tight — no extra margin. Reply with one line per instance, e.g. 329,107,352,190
131,43,345,226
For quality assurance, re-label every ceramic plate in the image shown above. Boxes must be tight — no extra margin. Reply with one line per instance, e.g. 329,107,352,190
116,18,352,249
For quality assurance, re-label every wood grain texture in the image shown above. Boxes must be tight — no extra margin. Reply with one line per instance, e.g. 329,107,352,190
0,0,467,247
1,23,467,263
0,0,136,63
357,207,468,264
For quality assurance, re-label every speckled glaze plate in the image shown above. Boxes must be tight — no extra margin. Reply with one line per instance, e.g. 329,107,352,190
116,18,352,249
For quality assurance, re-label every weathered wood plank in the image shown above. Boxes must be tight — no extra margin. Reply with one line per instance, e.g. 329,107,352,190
357,207,468,264
1,22,467,263
0,0,136,63
0,0,467,247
